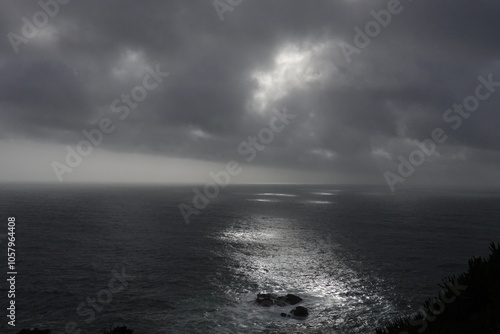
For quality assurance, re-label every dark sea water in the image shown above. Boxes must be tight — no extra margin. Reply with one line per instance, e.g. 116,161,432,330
1,184,499,334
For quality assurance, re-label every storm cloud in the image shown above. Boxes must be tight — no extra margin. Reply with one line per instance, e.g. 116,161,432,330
1,0,499,187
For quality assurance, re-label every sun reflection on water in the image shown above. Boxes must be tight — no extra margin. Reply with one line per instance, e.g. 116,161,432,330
212,216,396,333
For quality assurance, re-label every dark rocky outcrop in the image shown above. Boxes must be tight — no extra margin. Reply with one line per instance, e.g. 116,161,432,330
256,293,303,307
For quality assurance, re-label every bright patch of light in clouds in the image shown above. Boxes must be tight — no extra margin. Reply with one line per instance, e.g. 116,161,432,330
112,49,148,81
248,41,336,113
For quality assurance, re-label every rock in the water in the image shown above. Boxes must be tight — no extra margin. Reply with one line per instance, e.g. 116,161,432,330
284,294,302,305
256,293,278,307
280,306,309,319
256,293,303,307
258,298,274,307
291,306,309,318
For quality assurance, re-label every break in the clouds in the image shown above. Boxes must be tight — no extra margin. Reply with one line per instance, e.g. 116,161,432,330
1,0,500,187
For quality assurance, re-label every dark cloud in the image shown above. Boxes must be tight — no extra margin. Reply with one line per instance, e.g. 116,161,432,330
1,0,499,185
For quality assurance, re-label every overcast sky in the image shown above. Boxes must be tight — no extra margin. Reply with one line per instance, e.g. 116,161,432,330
1,0,499,187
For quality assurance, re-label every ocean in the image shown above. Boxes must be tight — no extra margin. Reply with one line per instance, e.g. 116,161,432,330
1,184,499,333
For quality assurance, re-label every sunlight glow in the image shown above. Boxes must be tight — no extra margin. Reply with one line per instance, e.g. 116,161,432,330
112,49,148,81
248,41,336,114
